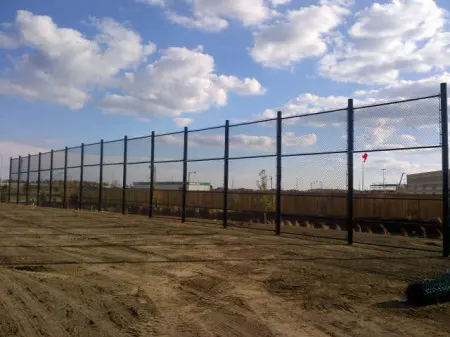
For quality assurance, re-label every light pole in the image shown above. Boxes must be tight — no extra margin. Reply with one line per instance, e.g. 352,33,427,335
188,171,196,183
296,178,299,190
382,168,387,192
310,180,319,190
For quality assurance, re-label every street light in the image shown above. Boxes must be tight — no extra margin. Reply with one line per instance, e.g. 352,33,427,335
188,171,196,183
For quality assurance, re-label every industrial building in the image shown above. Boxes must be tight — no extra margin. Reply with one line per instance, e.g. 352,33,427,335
406,170,448,194
132,181,212,191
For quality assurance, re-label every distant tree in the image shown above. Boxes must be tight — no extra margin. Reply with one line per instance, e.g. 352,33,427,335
257,169,275,224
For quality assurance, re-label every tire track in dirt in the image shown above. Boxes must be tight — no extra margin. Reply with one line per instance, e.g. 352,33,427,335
2,265,165,337
0,269,70,337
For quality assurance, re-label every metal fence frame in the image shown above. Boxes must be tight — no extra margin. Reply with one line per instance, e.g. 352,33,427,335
4,83,449,257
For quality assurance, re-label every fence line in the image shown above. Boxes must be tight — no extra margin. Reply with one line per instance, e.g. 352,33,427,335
3,84,449,257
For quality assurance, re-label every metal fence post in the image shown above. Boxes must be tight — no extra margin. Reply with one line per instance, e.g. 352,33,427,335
182,127,188,223
440,82,449,257
25,154,30,205
122,136,128,214
37,153,41,206
149,132,155,218
99,140,104,212
7,157,12,203
79,143,84,210
63,147,68,208
223,121,229,228
347,99,355,245
49,150,54,207
276,111,282,235
16,156,21,204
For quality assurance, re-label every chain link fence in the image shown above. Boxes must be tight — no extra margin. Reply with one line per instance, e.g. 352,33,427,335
4,84,450,257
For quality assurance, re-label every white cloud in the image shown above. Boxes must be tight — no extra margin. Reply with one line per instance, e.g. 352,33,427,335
319,0,449,84
0,10,155,109
160,132,317,151
165,0,277,32
0,31,20,49
364,154,421,173
99,46,265,117
174,117,193,127
354,72,449,100
270,0,291,6
250,2,351,68
0,141,49,179
166,11,229,32
251,71,446,153
135,0,166,6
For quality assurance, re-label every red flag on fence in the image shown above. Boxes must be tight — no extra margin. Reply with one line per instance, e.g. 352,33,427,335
362,153,368,163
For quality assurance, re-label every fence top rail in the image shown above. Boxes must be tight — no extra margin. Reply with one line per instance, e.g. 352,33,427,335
353,94,440,110
6,92,444,159
155,130,185,137
128,134,151,141
103,138,124,145
283,107,348,120
188,124,225,133
229,117,277,128
83,141,102,147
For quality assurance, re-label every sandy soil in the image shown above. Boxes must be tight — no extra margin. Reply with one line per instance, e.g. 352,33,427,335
0,203,449,337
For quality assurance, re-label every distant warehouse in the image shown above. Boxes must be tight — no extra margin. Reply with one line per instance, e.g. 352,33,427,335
406,170,449,194
132,181,212,191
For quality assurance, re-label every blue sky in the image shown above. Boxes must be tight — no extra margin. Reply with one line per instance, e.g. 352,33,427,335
1,0,450,189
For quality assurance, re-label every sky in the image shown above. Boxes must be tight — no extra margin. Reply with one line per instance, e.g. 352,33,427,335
1,0,450,190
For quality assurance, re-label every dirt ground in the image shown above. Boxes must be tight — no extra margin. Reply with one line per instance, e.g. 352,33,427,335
0,204,449,337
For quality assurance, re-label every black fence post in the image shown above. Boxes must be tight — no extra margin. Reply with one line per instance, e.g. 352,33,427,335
99,140,104,212
63,147,68,209
7,157,12,203
182,127,188,223
440,83,449,258
223,121,229,228
149,132,155,218
276,111,282,235
122,136,128,215
25,154,30,205
16,156,21,204
49,150,53,207
79,143,84,210
37,153,41,206
347,99,355,245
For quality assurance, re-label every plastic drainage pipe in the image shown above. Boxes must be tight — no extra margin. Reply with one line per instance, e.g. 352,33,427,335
406,272,450,306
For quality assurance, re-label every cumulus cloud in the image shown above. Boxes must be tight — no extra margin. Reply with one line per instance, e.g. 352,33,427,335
0,141,49,179
166,12,228,31
164,0,279,32
354,72,449,100
160,132,317,151
173,117,193,127
0,10,155,109
99,46,265,117
135,0,166,6
250,1,351,68
270,0,291,6
319,0,449,84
